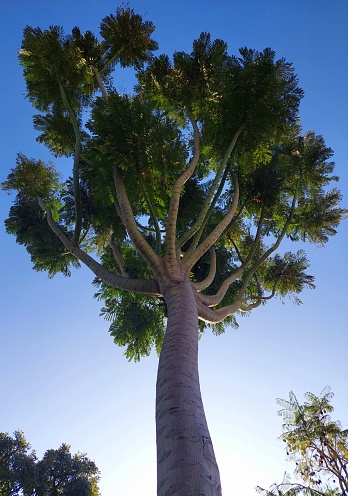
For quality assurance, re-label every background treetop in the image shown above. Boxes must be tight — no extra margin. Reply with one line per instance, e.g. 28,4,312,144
0,430,100,496
256,388,348,495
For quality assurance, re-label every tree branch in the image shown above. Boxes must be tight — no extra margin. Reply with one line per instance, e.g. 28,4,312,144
38,199,161,296
57,78,83,246
165,111,200,267
91,65,108,100
136,222,166,234
191,247,216,292
182,170,239,273
100,47,124,75
244,285,277,303
235,183,300,299
110,233,128,276
184,165,231,260
240,300,263,312
195,294,242,324
113,166,163,278
177,124,244,252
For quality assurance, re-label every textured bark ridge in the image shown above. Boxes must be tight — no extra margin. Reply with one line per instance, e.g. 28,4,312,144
156,280,222,496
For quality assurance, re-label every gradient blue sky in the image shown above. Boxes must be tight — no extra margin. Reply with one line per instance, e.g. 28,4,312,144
1,1,347,495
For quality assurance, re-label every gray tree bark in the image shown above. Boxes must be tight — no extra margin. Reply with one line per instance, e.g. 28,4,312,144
156,279,222,496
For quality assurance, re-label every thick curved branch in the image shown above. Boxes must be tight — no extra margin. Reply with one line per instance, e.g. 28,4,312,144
182,171,239,273
113,166,163,278
194,190,298,308
177,124,244,252
184,165,231,262
240,300,263,312
38,199,161,296
199,211,265,307
191,247,216,292
165,112,200,265
201,185,301,308
195,293,242,324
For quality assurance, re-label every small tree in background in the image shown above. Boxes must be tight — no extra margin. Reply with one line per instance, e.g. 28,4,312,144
2,5,347,495
0,431,100,495
256,388,348,495
0,430,35,495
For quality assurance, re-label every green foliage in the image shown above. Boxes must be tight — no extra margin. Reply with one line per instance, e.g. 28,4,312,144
36,444,100,496
256,388,348,496
106,291,165,361
137,32,230,113
0,432,100,496
33,110,90,158
100,4,158,71
86,92,188,216
94,244,165,361
290,189,345,245
2,153,61,201
71,27,107,75
139,39,304,159
19,25,95,113
0,430,35,496
261,250,316,303
4,193,79,277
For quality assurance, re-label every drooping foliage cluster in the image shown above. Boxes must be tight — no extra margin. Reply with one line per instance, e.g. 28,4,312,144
256,388,348,496
2,5,346,361
0,431,100,496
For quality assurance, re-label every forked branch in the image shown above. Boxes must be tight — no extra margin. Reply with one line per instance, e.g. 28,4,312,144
177,124,244,252
197,210,266,307
165,112,200,264
182,171,239,273
185,165,231,258
113,166,163,278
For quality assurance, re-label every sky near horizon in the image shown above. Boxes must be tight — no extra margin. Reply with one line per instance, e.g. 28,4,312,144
0,1,347,495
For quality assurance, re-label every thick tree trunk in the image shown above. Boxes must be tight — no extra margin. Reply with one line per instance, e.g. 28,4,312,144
156,280,222,496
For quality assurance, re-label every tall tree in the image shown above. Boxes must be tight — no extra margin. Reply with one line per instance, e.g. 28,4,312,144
0,431,100,495
256,388,348,496
2,6,346,495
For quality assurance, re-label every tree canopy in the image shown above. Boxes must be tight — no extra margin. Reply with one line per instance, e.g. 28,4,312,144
0,431,100,496
256,388,348,496
2,5,346,361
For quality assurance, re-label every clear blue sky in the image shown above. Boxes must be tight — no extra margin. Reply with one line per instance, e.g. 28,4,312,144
1,1,347,495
